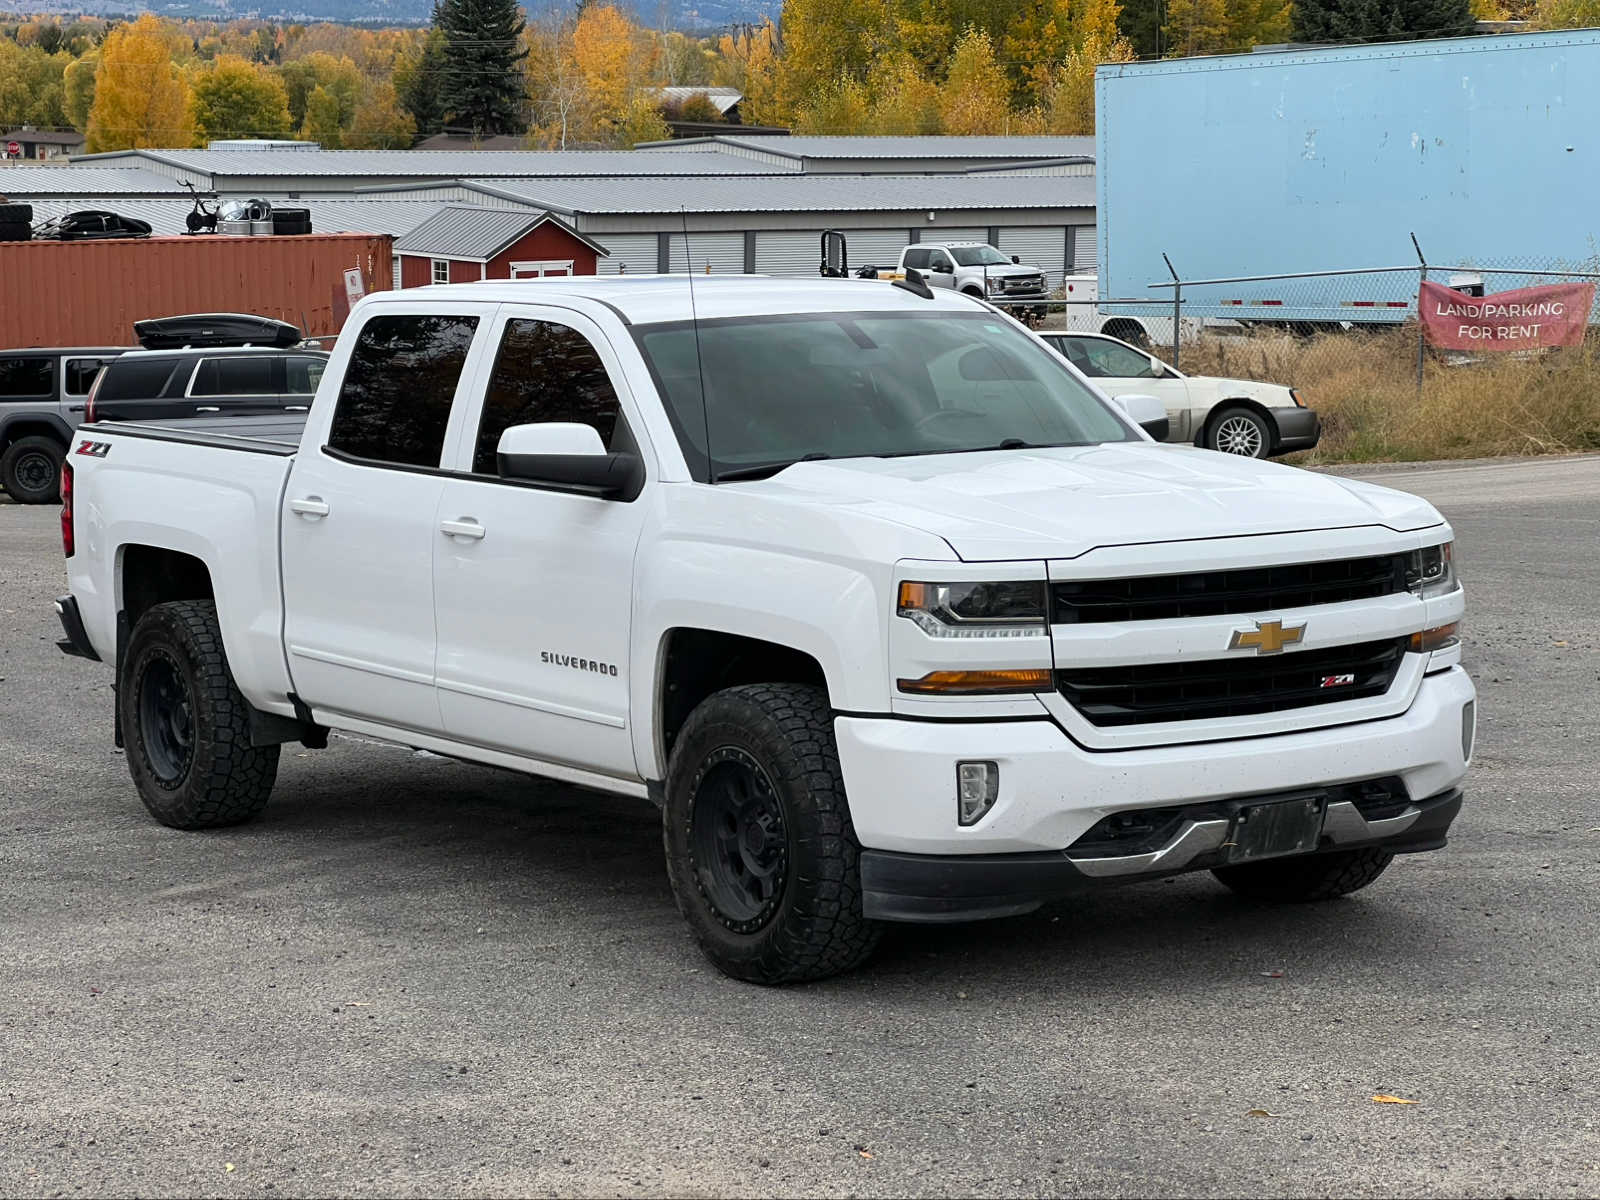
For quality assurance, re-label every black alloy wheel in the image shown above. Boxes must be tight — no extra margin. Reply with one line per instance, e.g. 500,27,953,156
688,746,789,933
137,650,195,786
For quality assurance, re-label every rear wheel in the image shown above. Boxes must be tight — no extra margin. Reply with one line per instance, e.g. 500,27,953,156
119,600,279,829
1,435,64,504
1207,406,1274,458
1212,847,1394,901
663,683,879,984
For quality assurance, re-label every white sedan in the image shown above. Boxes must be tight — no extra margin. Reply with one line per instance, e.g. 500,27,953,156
1040,330,1320,458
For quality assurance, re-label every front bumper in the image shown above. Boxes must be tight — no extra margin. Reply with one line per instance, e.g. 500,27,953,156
1270,406,1322,453
861,787,1461,922
836,665,1473,857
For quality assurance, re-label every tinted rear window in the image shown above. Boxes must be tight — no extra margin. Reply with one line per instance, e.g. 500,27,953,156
327,314,478,468
64,358,114,396
98,359,181,401
192,356,276,396
0,357,54,399
284,355,326,395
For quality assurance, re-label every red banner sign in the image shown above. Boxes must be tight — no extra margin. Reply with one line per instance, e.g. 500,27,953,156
1420,279,1595,350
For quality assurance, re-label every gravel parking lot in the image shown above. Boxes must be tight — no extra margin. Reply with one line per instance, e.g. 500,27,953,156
3,456,1598,1198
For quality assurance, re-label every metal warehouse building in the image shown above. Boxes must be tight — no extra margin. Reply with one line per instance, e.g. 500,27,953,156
636,134,1095,175
362,174,1097,289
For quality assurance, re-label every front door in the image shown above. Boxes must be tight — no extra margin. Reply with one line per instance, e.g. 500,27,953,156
432,307,648,780
281,307,489,733
1051,334,1196,441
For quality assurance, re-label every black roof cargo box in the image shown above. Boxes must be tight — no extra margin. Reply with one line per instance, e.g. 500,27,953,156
134,313,302,350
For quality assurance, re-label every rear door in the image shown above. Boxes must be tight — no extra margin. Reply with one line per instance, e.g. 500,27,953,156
187,354,286,417
60,356,119,426
281,354,327,413
281,305,494,734
0,354,57,423
92,357,191,422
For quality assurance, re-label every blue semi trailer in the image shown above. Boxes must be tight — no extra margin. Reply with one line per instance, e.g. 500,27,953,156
1095,29,1600,326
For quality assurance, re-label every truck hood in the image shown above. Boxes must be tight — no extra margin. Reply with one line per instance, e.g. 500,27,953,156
735,443,1442,562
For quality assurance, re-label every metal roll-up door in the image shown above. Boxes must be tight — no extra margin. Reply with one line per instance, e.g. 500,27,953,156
996,227,1068,292
754,231,824,277
840,229,907,274
596,233,659,275
926,226,986,245
1072,225,1097,272
668,232,747,274
754,229,908,278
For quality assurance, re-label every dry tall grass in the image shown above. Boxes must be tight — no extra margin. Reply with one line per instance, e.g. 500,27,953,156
1180,327,1600,462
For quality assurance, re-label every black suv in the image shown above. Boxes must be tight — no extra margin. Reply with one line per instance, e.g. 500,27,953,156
87,348,329,425
0,347,128,503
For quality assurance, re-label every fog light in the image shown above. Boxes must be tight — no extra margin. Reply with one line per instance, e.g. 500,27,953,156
1462,700,1476,762
957,761,999,826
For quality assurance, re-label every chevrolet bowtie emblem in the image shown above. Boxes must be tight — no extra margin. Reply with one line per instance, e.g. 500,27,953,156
1228,619,1306,655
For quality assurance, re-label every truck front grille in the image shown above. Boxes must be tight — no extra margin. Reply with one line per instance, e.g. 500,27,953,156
1050,554,1408,625
1055,637,1408,726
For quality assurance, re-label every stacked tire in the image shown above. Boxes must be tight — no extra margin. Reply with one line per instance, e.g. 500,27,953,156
0,201,33,242
272,207,311,236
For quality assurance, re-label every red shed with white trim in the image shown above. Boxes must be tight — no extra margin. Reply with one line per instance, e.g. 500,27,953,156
393,205,608,288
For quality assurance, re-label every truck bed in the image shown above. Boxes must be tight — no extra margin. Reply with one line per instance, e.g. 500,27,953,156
89,412,307,456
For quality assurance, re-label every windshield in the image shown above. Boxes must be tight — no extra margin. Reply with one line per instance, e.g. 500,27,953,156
634,310,1136,482
950,245,1012,267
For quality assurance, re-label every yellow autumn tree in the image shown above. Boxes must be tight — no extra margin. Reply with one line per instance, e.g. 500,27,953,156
712,20,782,127
794,75,871,133
1030,30,1137,134
938,28,1010,135
86,14,194,151
571,3,659,144
865,51,942,134
1001,0,1074,106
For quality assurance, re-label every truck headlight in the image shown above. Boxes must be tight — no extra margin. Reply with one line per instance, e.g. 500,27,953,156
1406,541,1458,599
984,276,998,294
897,581,1047,638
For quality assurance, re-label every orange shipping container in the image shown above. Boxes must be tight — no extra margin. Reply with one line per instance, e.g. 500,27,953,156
0,233,392,347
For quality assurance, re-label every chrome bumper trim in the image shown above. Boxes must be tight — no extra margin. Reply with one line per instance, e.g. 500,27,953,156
1069,818,1231,878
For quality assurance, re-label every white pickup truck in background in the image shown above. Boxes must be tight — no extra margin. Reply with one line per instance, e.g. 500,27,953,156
55,277,1473,984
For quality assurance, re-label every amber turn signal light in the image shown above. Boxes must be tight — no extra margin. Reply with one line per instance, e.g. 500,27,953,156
897,669,1053,695
1409,622,1460,653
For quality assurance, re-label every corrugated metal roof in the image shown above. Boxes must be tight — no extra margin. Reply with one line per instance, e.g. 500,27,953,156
0,166,192,196
393,205,542,258
638,135,1096,160
434,173,1095,216
72,148,798,179
650,86,742,114
24,197,447,239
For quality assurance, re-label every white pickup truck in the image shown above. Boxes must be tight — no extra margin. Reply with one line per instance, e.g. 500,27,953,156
56,278,1474,984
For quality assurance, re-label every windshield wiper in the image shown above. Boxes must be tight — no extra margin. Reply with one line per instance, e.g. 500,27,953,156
874,438,1051,459
714,451,832,483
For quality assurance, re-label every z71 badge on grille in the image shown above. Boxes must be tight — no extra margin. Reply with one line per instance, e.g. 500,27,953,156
1320,673,1357,689
1227,619,1306,655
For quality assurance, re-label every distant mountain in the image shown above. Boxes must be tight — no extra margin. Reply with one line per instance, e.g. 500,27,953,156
32,0,779,28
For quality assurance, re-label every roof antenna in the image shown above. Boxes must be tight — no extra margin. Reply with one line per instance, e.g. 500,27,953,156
680,206,715,483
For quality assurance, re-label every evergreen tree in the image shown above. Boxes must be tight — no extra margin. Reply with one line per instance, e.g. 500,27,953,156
436,0,529,135
1291,0,1476,43
395,23,448,138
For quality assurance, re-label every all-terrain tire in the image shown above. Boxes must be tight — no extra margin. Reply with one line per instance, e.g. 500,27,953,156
0,435,64,503
663,683,880,984
0,202,33,222
119,600,279,830
1212,847,1394,902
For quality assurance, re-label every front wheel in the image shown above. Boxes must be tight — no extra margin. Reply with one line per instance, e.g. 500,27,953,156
119,600,279,829
1212,847,1394,901
1207,406,1274,458
1,435,65,504
663,683,880,984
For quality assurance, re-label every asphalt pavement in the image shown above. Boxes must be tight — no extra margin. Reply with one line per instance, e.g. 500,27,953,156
2,455,1597,1198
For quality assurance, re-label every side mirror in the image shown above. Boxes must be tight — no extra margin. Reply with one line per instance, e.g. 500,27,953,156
930,261,952,274
496,421,644,500
1112,393,1170,441
1010,255,1020,264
